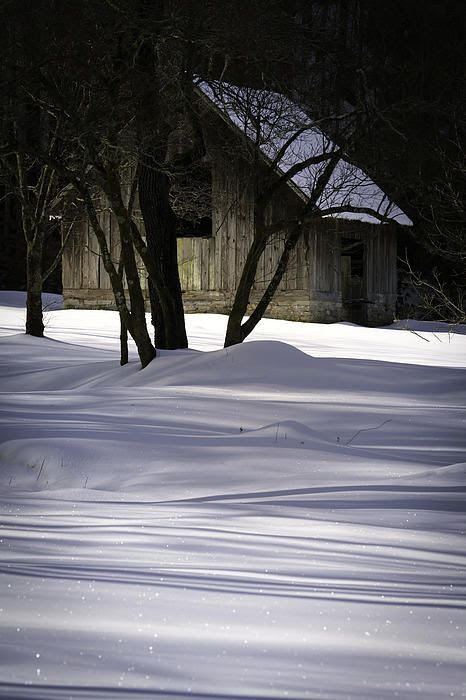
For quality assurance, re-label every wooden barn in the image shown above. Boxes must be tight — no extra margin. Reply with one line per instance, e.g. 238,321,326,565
62,90,401,327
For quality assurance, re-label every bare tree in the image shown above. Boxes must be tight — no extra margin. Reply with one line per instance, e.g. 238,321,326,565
0,44,74,337
0,1,157,364
0,0,214,364
400,253,465,326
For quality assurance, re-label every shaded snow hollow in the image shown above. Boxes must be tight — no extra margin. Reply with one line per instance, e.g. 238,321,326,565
0,292,465,700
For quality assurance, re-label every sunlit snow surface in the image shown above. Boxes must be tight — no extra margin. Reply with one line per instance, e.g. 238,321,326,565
1,292,465,699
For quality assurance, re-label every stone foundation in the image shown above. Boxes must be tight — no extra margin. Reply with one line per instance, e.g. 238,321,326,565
64,289,117,310
63,288,395,325
365,294,397,326
308,299,346,323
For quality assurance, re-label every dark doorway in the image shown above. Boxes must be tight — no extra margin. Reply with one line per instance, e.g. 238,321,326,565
341,237,367,324
176,215,212,238
172,162,212,239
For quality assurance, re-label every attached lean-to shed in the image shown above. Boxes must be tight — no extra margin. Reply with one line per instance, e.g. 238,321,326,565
62,88,405,327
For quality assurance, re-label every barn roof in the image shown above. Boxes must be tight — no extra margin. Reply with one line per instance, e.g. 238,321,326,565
197,80,412,226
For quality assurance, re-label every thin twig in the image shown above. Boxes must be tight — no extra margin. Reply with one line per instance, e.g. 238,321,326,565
36,459,45,481
346,419,392,446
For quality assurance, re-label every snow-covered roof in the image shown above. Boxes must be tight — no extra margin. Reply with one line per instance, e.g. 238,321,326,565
198,80,412,226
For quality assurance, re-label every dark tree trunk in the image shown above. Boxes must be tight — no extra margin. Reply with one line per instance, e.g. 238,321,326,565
80,183,155,369
118,230,153,364
147,277,164,347
224,234,268,347
98,166,157,367
119,312,128,366
25,239,44,337
107,202,155,368
132,0,188,350
138,163,188,349
224,229,302,347
117,259,129,366
240,227,302,341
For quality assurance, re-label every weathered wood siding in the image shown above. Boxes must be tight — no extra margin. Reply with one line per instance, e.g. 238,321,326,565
62,156,397,325
366,227,397,295
177,237,216,292
308,225,340,296
174,153,311,297
63,203,123,294
62,216,85,290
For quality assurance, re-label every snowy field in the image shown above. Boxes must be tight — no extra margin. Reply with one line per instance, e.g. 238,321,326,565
1,291,465,700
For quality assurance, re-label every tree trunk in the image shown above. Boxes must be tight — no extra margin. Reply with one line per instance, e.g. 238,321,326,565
117,258,129,366
118,223,153,357
147,277,166,348
119,311,128,366
138,162,188,349
241,227,302,340
25,238,44,337
132,1,188,351
224,234,268,347
81,184,156,368
97,170,157,368
225,149,340,348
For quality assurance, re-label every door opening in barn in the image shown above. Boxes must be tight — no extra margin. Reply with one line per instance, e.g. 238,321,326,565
176,215,212,238
172,161,213,239
341,237,367,324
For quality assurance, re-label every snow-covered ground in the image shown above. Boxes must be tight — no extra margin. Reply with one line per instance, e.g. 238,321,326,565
1,291,465,699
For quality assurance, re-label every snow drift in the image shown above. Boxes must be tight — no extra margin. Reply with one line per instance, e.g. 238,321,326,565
1,292,465,699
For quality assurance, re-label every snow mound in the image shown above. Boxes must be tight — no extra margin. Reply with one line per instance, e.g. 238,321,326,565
122,340,466,404
2,334,464,403
121,340,314,389
0,334,124,392
0,339,318,393
0,437,164,494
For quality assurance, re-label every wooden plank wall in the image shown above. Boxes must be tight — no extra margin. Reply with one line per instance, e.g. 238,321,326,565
62,216,85,290
177,237,216,291
86,216,100,290
305,219,397,300
65,196,311,298
63,202,143,294
64,161,397,306
366,227,397,295
204,154,310,294
64,152,313,298
308,224,339,295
